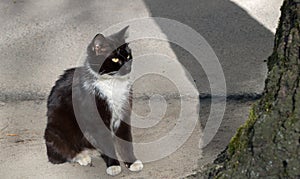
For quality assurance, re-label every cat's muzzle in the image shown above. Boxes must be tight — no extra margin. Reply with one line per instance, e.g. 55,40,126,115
118,60,132,76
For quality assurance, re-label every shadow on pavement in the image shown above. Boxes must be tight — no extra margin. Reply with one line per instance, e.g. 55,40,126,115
143,0,274,96
143,0,275,167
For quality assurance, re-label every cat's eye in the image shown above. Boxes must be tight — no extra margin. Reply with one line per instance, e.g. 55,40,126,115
127,55,130,59
112,58,119,63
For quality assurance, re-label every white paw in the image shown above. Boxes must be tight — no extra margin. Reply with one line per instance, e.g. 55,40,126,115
106,166,122,176
129,160,143,172
73,152,92,166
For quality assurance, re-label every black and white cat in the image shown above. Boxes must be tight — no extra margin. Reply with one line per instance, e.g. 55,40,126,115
44,26,143,176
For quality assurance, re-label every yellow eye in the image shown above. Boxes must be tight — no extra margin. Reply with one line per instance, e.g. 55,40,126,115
127,55,130,59
112,58,119,63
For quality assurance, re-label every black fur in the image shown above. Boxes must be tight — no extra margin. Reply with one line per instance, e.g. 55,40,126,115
44,26,138,171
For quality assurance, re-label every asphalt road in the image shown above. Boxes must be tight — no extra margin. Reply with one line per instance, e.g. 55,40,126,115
0,0,282,178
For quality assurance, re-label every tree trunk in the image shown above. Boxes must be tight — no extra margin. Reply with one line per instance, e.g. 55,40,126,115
193,0,300,178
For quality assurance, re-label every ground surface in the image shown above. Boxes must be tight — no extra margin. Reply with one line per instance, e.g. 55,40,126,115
0,99,253,179
0,0,282,178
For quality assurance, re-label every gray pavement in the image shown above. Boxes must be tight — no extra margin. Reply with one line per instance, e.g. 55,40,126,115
0,99,252,179
0,0,282,178
0,0,281,101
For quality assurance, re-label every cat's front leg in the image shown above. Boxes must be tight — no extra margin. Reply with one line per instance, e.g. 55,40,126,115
97,135,122,176
115,120,143,172
100,153,121,176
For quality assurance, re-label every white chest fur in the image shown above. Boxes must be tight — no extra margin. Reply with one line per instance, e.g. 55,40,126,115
84,76,130,132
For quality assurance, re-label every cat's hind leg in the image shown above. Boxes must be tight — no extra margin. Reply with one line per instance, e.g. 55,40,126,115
72,150,92,166
44,125,77,164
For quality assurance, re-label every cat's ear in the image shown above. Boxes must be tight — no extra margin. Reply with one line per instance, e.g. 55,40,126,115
91,34,109,56
109,26,129,42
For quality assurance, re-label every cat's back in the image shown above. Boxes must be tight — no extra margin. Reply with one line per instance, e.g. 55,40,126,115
47,68,79,111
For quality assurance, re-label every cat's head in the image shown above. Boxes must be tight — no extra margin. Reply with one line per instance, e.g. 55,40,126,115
86,26,132,76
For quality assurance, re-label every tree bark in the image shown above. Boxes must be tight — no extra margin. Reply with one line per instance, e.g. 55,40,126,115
193,0,300,178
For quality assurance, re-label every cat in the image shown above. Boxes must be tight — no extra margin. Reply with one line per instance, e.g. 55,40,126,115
44,26,143,176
